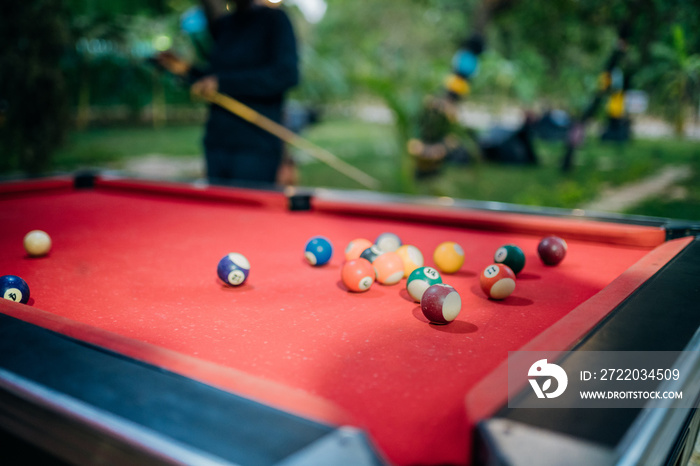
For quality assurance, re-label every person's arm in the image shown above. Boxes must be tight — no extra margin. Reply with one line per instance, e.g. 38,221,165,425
216,10,299,98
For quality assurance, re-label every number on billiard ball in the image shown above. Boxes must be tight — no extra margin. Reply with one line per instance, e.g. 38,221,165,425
420,284,461,324
480,263,516,300
537,236,567,266
406,266,443,302
494,244,525,275
341,258,375,292
217,253,250,286
0,275,30,304
305,236,333,266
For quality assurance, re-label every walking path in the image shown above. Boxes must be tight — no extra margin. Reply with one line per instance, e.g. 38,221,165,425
581,165,691,213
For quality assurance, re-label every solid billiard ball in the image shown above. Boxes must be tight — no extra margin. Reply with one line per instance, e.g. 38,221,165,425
420,284,461,324
375,232,402,252
341,258,375,292
373,251,405,285
494,244,525,275
24,230,51,257
395,244,424,278
537,236,567,266
0,275,30,304
406,266,442,302
479,263,516,300
217,253,250,286
433,241,464,274
345,238,373,261
305,236,333,266
359,245,383,264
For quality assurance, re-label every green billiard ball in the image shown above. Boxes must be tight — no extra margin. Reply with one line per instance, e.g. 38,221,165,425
406,266,443,302
494,244,526,275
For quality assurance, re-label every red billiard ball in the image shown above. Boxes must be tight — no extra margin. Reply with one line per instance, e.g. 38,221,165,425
480,263,516,300
341,258,375,292
537,236,567,266
373,251,405,285
420,284,461,324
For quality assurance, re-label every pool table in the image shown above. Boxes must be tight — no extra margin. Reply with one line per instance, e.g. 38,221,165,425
0,174,699,466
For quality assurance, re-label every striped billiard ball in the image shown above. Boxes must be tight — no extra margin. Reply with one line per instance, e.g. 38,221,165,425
421,284,461,324
480,263,516,300
396,244,424,278
406,266,442,302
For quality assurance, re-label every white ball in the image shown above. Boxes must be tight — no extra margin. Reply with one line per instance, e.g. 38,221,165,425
24,230,52,257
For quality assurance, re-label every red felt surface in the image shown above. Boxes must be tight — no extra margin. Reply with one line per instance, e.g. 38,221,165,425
0,181,658,465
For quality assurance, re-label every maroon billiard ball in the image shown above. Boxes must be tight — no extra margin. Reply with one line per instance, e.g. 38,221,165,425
537,236,567,266
420,284,461,325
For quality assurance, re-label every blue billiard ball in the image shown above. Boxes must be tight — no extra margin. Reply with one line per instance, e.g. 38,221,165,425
305,236,333,266
0,275,30,304
217,253,250,286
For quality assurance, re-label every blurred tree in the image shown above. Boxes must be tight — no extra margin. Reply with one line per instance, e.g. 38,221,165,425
0,0,70,175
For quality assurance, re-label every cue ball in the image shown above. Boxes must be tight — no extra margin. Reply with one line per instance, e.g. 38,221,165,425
217,253,250,286
372,251,405,285
24,230,52,257
345,238,373,261
0,275,30,304
494,244,525,275
421,284,461,324
480,263,516,300
406,266,442,302
305,236,333,266
538,236,567,266
374,232,402,252
396,244,424,278
341,258,375,292
433,241,465,274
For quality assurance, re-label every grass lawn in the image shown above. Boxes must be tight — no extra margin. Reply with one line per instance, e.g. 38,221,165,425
37,118,700,221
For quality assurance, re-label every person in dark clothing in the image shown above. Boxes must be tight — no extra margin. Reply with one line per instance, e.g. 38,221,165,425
158,0,299,186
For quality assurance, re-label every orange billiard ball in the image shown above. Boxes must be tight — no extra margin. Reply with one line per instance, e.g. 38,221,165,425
479,263,516,300
341,258,375,292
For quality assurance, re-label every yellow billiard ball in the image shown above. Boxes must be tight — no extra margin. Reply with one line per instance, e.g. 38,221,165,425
24,230,52,257
433,241,464,274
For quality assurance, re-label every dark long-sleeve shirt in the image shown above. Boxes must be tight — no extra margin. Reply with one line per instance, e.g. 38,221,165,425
199,6,299,155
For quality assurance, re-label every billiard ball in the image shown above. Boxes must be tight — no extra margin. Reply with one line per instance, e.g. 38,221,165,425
538,236,567,266
421,284,461,324
479,263,516,300
345,238,373,261
375,232,402,252
433,241,464,274
406,266,442,302
341,258,375,292
359,245,383,264
494,244,525,275
305,236,333,266
217,253,250,286
0,275,30,304
373,251,404,285
24,230,51,257
395,244,424,278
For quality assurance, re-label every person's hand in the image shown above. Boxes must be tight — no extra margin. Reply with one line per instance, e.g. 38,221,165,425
155,51,191,76
191,76,219,98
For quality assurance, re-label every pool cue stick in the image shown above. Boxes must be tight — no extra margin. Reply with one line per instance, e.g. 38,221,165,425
204,91,381,190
